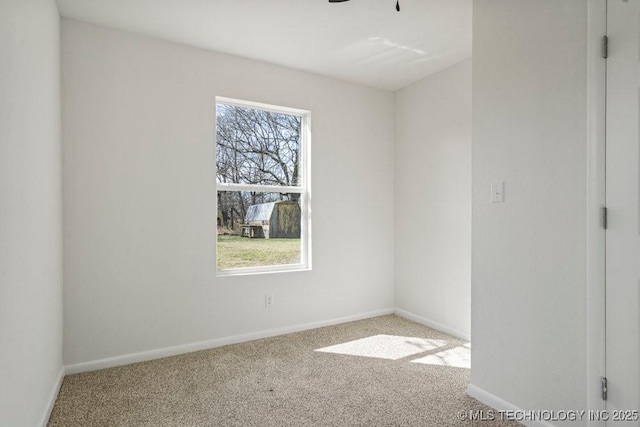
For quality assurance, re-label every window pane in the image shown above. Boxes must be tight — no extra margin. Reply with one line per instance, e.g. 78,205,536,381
217,191,302,270
216,103,302,187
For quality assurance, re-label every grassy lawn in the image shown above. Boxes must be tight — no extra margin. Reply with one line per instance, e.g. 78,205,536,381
217,235,301,270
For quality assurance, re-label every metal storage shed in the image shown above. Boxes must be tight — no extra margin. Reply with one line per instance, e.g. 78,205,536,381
242,201,301,239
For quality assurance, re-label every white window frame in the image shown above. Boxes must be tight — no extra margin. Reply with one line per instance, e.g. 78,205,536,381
215,96,312,277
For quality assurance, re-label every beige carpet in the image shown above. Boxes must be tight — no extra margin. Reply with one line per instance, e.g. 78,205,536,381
48,315,521,426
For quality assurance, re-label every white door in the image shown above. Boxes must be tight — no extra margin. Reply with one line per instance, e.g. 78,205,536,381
606,0,640,421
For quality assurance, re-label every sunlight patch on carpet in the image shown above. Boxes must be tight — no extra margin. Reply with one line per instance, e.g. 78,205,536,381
410,343,471,369
315,334,447,360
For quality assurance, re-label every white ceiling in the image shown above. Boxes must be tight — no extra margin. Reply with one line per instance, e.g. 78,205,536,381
56,0,472,91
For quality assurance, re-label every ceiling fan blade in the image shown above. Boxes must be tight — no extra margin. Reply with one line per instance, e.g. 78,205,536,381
328,0,400,11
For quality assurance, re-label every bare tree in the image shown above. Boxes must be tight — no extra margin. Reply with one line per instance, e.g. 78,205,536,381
216,104,301,229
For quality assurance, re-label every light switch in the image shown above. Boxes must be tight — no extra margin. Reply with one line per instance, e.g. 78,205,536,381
491,181,505,203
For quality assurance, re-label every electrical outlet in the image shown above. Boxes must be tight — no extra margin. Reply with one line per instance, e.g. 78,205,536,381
491,181,505,203
265,294,273,308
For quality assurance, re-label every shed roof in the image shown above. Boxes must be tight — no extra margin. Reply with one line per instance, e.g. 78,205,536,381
245,202,275,222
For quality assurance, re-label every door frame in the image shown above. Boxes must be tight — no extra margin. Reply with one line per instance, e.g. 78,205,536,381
586,0,607,424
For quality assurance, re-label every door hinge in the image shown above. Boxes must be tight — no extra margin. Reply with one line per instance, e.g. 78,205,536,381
602,35,609,59
601,377,608,400
601,207,608,229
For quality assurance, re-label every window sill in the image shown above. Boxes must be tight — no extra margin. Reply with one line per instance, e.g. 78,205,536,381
216,263,311,278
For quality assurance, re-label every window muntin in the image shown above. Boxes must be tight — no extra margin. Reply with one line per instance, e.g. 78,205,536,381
216,98,310,276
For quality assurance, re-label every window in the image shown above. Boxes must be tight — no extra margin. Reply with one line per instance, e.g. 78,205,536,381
215,97,311,275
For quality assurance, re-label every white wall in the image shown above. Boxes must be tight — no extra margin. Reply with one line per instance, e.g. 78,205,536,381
394,59,472,339
0,0,63,425
470,0,588,420
62,19,395,367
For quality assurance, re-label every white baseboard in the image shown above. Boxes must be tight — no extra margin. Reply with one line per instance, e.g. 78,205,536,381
40,365,65,427
394,308,471,341
65,308,394,375
467,384,556,427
